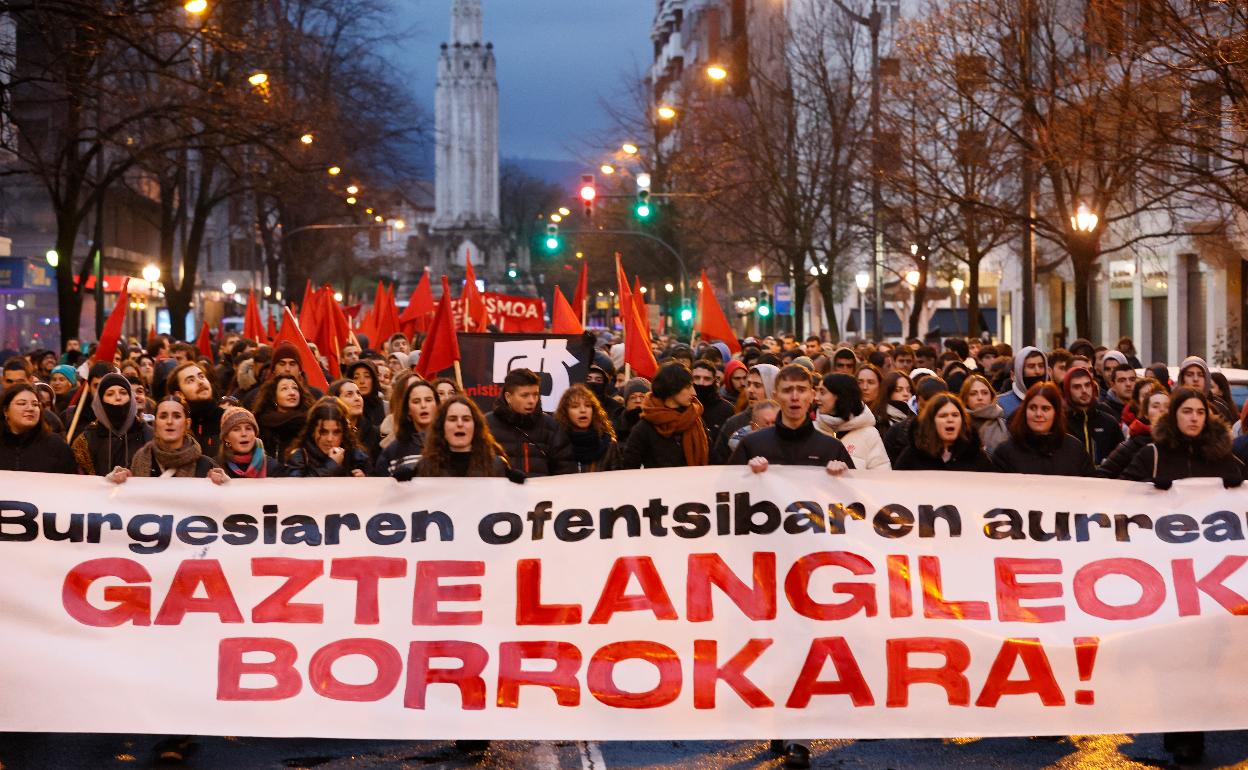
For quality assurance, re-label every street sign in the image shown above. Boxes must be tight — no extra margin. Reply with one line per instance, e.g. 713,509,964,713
774,282,792,315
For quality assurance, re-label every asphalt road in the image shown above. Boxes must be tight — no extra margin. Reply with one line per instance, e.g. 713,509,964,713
4,733,1248,769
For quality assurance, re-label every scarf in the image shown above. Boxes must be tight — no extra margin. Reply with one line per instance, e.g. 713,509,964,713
640,394,708,466
568,428,611,465
131,436,204,478
227,442,268,478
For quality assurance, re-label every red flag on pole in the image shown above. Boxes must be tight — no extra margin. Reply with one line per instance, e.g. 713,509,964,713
147,323,157,346
572,261,588,324
624,297,658,379
551,286,584,335
695,270,743,353
243,289,265,343
265,309,277,343
196,319,213,361
416,276,461,379
94,277,130,365
298,279,315,331
462,253,489,332
400,269,435,336
274,306,330,392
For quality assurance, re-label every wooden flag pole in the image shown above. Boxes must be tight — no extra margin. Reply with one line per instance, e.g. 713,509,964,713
65,382,90,443
452,359,464,390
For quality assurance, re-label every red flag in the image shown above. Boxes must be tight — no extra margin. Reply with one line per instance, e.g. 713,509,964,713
462,254,489,332
196,319,213,360
615,255,633,329
695,270,743,353
551,286,584,335
372,281,400,344
416,276,461,378
243,289,265,342
627,266,655,350
94,277,130,365
265,309,278,343
147,323,157,346
400,270,436,336
298,279,315,331
624,296,658,379
571,262,588,323
274,306,330,392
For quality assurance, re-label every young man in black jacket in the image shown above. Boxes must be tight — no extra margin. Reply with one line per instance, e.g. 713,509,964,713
1063,366,1123,464
486,368,574,476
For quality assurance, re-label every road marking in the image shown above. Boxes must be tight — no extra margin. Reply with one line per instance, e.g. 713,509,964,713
579,741,606,770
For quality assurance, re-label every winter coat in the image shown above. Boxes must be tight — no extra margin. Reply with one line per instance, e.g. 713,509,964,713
1121,414,1244,488
1067,405,1125,465
486,400,575,477
1233,434,1248,470
566,428,622,473
612,407,643,445
0,423,78,474
884,416,917,464
415,453,510,478
257,410,306,461
967,402,1009,454
814,407,890,470
284,445,373,477
220,454,284,479
875,401,913,434
187,401,224,456
71,420,152,476
1098,431,1153,479
894,433,994,472
711,410,752,464
991,433,1095,477
1097,392,1128,427
621,418,694,469
374,432,426,479
729,418,855,468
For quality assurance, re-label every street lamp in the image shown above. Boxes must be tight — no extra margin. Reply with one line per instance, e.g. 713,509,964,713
600,164,616,175
346,196,357,205
558,207,571,217
142,264,160,285
247,72,268,87
621,143,639,155
950,276,965,310
299,133,314,145
346,184,359,195
905,271,921,288
657,105,677,121
45,250,58,268
855,272,870,338
664,283,675,293
550,213,563,223
183,0,207,13
221,280,237,295
747,266,763,283
327,166,341,176
1071,203,1099,233
392,219,406,230
333,292,344,302
706,65,728,81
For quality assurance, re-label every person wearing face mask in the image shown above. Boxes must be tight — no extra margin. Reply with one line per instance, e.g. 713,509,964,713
417,396,512,479
109,395,226,482
329,379,381,458
554,383,621,472
70,372,152,475
1099,386,1168,479
0,384,77,473
711,363,779,464
692,360,733,444
166,362,224,455
251,374,315,461
584,361,622,421
284,398,372,477
893,393,994,471
216,407,283,478
990,382,1094,476
997,346,1048,419
375,378,439,479
612,377,651,444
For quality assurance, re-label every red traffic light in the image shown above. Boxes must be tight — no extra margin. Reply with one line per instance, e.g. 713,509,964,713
579,185,597,201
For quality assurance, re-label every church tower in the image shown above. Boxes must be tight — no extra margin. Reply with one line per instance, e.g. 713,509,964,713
434,0,500,231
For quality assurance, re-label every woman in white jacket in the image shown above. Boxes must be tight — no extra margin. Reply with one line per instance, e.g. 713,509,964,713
813,373,892,470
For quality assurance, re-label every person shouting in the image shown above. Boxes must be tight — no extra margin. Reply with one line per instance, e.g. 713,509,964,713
894,393,993,471
376,378,439,479
417,396,513,478
110,395,226,483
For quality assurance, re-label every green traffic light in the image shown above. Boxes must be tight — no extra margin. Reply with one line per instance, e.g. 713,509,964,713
679,308,693,323
635,203,652,220
507,268,518,278
544,236,561,252
758,305,771,318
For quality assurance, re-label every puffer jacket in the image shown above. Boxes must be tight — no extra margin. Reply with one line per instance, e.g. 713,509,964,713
1121,412,1243,488
814,406,890,470
991,432,1095,477
486,399,575,476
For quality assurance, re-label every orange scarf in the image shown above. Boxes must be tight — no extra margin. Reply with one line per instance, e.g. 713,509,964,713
641,394,709,466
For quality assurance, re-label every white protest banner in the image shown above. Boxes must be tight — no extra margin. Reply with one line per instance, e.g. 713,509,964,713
2,467,1248,740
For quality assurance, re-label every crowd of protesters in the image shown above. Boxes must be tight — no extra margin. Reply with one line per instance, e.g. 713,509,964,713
0,329,1242,766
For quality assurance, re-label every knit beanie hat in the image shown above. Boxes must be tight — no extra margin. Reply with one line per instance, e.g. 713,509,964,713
271,342,300,366
219,407,259,445
622,377,652,400
51,364,77,385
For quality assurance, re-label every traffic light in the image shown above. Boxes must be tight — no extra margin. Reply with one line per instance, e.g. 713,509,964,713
507,262,518,279
679,299,693,325
757,290,771,318
634,190,653,221
544,223,562,254
579,174,596,218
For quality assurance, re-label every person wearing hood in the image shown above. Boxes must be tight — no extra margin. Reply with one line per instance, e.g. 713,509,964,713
894,393,994,472
1099,386,1168,479
554,383,621,472
250,374,314,461
167,362,224,456
959,374,1009,453
374,378,438,479
813,373,890,469
721,359,748,404
1120,386,1243,767
70,372,152,475
997,346,1047,419
60,362,117,432
585,360,622,421
0,384,77,473
612,377,651,443
109,394,226,482
991,382,1094,476
692,360,734,443
48,364,77,414
345,360,387,431
1096,351,1134,425
217,407,283,478
712,363,778,463
486,367,575,476
1063,366,1124,464
622,362,709,469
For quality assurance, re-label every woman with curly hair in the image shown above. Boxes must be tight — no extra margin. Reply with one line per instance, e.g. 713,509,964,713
417,395,510,478
554,383,620,472
893,393,993,472
250,374,314,460
284,398,371,477
432,376,460,405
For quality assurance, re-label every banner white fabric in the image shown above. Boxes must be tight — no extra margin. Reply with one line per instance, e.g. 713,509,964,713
2,467,1248,739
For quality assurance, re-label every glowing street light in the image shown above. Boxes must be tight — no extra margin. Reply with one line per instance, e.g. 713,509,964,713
1072,202,1099,233
142,264,161,284
247,72,268,87
622,143,639,155
45,250,58,268
333,292,344,302
664,283,675,293
747,266,763,283
855,271,870,292
328,166,341,176
657,105,677,121
345,196,357,205
550,213,563,223
346,184,359,195
905,271,921,288
221,280,237,295
600,164,616,175
706,65,728,81
299,133,314,145
558,207,571,217
951,276,965,296
392,219,406,230
374,215,384,223
636,172,652,190
183,0,207,13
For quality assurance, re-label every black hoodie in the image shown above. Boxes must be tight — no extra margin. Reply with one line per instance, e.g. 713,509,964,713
486,397,574,477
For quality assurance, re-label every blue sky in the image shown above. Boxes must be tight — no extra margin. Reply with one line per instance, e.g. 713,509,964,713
395,0,654,162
